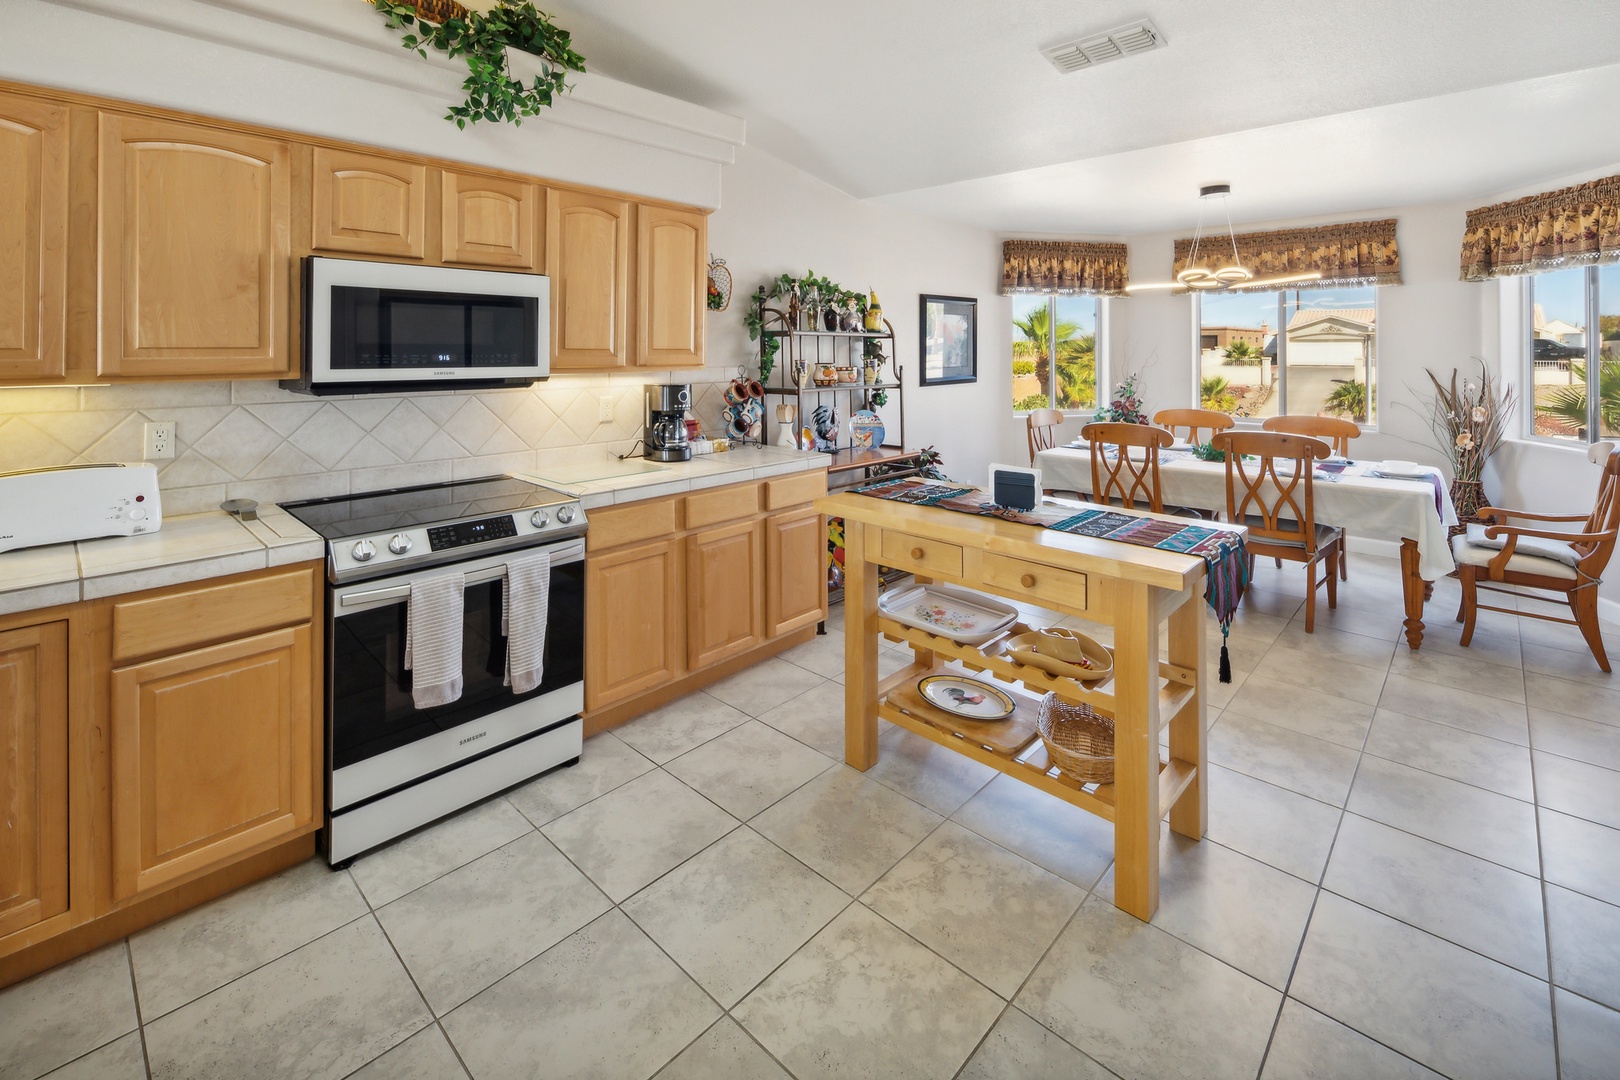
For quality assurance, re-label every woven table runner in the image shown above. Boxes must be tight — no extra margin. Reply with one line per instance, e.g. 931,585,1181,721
855,478,1249,681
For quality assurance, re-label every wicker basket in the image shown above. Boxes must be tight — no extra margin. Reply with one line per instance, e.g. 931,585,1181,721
407,0,469,23
1035,693,1115,784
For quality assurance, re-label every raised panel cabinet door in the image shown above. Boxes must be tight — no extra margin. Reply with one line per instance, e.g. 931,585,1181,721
441,170,540,269
547,189,630,369
311,147,427,259
765,508,827,637
110,625,314,901
686,520,763,670
0,94,68,382
0,623,69,940
98,114,291,377
635,204,705,367
585,538,682,710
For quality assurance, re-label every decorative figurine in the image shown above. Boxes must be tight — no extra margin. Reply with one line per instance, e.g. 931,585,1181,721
863,290,883,332
840,298,861,332
786,284,802,331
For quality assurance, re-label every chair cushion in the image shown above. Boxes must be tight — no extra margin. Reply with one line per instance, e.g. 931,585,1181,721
1463,523,1582,567
1241,517,1343,549
1452,531,1579,581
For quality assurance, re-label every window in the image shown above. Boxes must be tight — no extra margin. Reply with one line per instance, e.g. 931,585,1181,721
1196,286,1378,424
1526,265,1619,443
1011,295,1099,412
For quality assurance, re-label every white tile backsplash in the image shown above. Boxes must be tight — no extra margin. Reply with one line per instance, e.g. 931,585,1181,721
0,375,736,509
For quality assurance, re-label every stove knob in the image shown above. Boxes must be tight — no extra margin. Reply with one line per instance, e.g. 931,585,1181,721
557,505,577,524
530,509,549,528
388,533,412,555
351,539,376,562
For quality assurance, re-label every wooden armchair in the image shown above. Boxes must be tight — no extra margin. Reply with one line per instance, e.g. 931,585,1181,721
1454,446,1620,671
1263,415,1363,579
1212,431,1342,631
1026,408,1066,463
1081,422,1173,513
1153,408,1233,447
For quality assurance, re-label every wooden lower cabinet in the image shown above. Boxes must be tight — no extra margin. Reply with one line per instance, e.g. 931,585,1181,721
765,508,828,637
0,622,70,939
686,519,763,669
585,537,682,710
110,624,314,901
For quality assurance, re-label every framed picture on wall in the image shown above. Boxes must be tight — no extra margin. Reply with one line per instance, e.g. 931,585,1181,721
919,294,977,385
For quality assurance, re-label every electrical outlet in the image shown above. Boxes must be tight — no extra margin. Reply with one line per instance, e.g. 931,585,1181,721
598,395,614,424
144,421,175,460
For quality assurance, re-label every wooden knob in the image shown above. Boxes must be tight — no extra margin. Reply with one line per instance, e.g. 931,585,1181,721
911,547,924,560
1020,574,1036,588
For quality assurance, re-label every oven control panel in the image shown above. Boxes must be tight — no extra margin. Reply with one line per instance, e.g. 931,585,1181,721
428,515,518,550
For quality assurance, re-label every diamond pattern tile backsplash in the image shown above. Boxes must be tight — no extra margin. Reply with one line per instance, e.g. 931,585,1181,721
0,372,741,514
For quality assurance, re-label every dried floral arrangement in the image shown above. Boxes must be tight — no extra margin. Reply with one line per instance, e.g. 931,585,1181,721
1417,361,1517,519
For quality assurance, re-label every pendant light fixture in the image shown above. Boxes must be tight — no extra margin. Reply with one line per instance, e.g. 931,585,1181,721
1125,184,1322,293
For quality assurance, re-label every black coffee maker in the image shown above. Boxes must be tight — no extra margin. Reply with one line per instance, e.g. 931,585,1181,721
645,383,692,462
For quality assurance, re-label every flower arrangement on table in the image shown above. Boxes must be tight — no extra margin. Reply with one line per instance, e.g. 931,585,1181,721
1417,361,1516,521
1094,372,1149,425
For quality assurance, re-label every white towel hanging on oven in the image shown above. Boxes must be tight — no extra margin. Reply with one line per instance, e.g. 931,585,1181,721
404,572,465,709
503,551,551,694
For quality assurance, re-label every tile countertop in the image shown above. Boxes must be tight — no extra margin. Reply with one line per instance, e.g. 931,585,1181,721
0,507,324,616
516,443,832,508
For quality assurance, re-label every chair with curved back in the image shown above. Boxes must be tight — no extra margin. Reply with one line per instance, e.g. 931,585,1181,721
1081,422,1173,513
1153,408,1234,447
1211,430,1342,632
1453,445,1620,671
1263,415,1363,579
1262,415,1360,457
1026,408,1066,463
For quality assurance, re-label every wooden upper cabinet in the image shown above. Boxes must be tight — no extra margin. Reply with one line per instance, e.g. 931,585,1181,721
311,147,427,259
636,204,706,367
0,94,68,382
0,622,70,940
548,189,631,369
98,114,291,378
110,624,314,901
441,170,540,269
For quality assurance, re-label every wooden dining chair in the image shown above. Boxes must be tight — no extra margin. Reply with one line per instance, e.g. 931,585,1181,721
1211,431,1342,632
1026,408,1066,464
1263,415,1363,579
1081,422,1173,513
1262,415,1360,457
1153,408,1233,447
1453,446,1620,671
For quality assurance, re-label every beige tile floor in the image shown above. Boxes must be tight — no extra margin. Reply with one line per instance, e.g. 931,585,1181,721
5,555,1620,1080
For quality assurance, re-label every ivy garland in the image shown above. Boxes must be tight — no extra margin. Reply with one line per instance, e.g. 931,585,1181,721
371,1,586,128
744,271,868,381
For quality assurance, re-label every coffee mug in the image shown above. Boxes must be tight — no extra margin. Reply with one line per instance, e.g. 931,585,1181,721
724,379,751,406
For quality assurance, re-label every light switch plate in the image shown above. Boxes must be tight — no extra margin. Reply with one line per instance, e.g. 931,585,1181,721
144,421,175,460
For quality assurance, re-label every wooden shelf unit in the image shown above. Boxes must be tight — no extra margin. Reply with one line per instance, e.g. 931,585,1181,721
759,307,905,454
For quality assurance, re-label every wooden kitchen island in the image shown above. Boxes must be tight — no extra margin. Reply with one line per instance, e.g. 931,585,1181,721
818,491,1221,921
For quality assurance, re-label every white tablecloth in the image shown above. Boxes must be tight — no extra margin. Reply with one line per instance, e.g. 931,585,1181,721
1034,445,1460,581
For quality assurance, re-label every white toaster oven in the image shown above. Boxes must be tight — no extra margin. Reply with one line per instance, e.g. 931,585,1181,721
0,463,163,554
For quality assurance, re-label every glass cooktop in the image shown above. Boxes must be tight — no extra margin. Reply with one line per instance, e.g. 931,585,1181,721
280,475,571,541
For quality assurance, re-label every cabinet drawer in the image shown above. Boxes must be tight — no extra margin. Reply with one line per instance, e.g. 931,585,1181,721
979,553,1088,611
586,497,678,551
111,567,314,662
684,484,760,529
765,471,827,510
878,530,964,579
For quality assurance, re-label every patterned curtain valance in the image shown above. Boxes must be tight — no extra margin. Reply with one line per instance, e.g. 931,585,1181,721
1171,218,1402,293
1001,240,1129,297
1459,174,1620,281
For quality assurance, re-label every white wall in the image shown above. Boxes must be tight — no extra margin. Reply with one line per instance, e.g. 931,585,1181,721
707,145,1006,484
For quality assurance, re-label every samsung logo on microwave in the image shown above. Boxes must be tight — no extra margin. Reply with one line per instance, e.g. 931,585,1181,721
458,730,488,747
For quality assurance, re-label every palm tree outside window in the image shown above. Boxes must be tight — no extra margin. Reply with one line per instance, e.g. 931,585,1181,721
1011,295,1100,412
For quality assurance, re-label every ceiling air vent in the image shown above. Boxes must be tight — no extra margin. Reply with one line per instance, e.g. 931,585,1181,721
1042,19,1166,74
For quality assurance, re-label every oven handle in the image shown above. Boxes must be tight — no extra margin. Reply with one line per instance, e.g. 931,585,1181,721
337,539,584,609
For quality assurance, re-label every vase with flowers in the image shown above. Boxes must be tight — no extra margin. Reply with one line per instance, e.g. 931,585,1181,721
1417,361,1516,522
1095,372,1149,425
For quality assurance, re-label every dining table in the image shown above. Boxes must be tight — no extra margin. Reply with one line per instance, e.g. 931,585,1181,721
1034,442,1460,649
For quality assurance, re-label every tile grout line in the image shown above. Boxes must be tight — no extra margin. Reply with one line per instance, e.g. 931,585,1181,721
1525,678,1566,1079
124,940,155,1080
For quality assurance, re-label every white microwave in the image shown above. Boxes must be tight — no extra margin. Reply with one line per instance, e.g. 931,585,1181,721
286,256,550,396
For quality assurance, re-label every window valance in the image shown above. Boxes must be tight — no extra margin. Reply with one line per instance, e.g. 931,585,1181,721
1172,218,1402,293
1001,240,1129,297
1459,174,1620,281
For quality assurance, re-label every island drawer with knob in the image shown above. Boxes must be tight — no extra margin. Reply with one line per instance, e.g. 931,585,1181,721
876,529,965,579
976,551,1088,611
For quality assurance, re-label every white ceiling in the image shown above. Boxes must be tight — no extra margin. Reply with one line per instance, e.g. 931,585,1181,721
552,0,1620,232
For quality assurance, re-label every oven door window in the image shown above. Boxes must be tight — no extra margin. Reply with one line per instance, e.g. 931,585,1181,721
330,563,584,770
329,286,537,371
